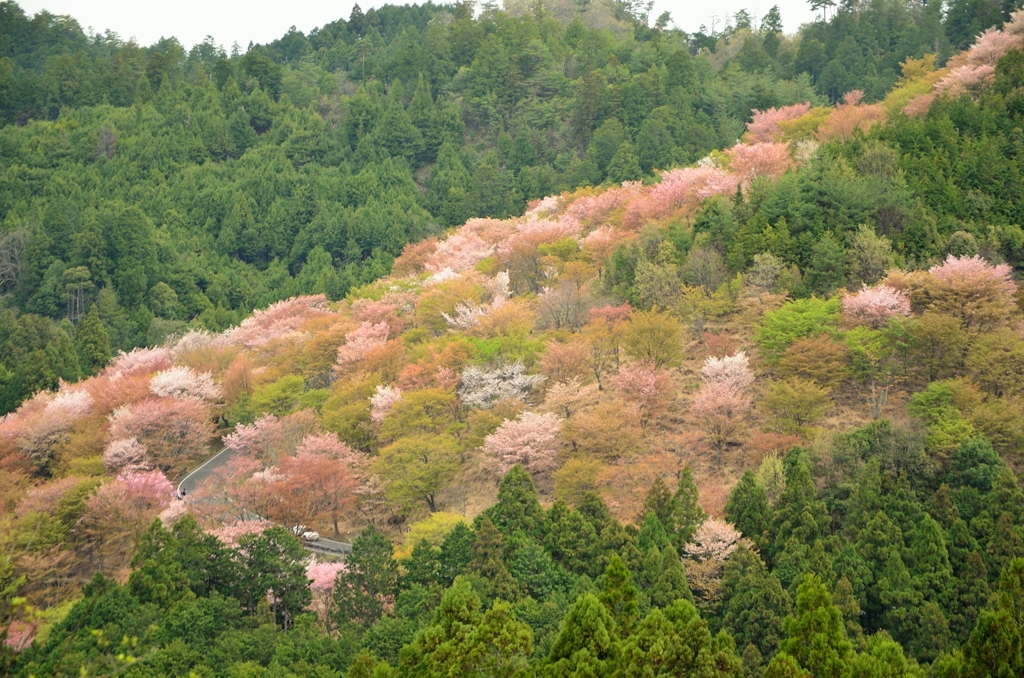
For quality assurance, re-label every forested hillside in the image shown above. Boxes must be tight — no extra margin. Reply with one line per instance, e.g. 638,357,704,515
5,0,1024,676
0,0,1011,413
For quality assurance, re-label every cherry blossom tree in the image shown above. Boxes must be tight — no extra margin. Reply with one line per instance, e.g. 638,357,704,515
335,321,390,368
458,362,545,408
746,102,812,143
441,300,488,330
117,469,174,510
539,340,592,383
223,413,282,458
542,378,601,418
842,285,912,328
102,437,151,473
102,347,174,381
425,231,494,273
482,411,563,476
370,385,403,423
158,499,188,528
816,90,886,142
150,366,220,400
927,254,1018,331
690,382,751,462
610,362,674,428
307,559,347,629
684,518,742,563
210,518,272,547
108,397,212,472
264,451,363,536
701,352,755,392
9,389,94,474
726,141,793,182
295,433,369,471
222,295,331,348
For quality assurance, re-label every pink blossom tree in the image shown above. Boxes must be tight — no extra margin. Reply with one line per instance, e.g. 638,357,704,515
726,142,794,182
610,362,674,428
482,411,563,476
223,414,282,458
927,254,1018,331
425,231,494,273
222,295,331,348
210,518,272,547
150,366,220,400
307,559,347,629
746,102,812,143
369,385,403,423
108,397,213,473
335,321,389,368
12,389,93,473
159,500,188,528
102,437,151,473
116,469,174,510
816,90,886,142
102,347,174,381
842,285,912,328
690,382,752,462
701,352,755,392
683,518,742,563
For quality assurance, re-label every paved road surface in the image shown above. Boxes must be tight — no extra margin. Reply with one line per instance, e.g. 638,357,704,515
177,445,235,497
176,445,352,556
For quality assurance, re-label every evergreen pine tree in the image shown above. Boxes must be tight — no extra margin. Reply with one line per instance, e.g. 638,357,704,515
598,553,639,636
483,465,545,540
641,477,676,534
726,471,772,551
75,303,110,374
671,466,707,549
779,574,854,678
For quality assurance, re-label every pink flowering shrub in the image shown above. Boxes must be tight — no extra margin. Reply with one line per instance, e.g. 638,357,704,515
746,102,812,143
103,437,151,473
701,352,755,392
426,231,494,273
726,142,793,182
610,362,674,428
369,385,403,423
335,321,389,366
150,366,220,400
482,411,563,476
222,295,331,348
842,285,912,328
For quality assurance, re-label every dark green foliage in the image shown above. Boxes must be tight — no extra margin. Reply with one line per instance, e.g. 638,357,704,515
721,546,792,658
334,525,400,629
482,465,545,540
726,471,772,551
672,466,707,549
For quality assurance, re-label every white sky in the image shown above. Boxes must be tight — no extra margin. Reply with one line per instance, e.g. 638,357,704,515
16,0,818,52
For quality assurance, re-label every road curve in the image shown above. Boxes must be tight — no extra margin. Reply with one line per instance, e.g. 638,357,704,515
175,444,353,555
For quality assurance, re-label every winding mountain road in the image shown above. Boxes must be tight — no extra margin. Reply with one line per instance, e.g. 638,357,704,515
176,446,352,555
